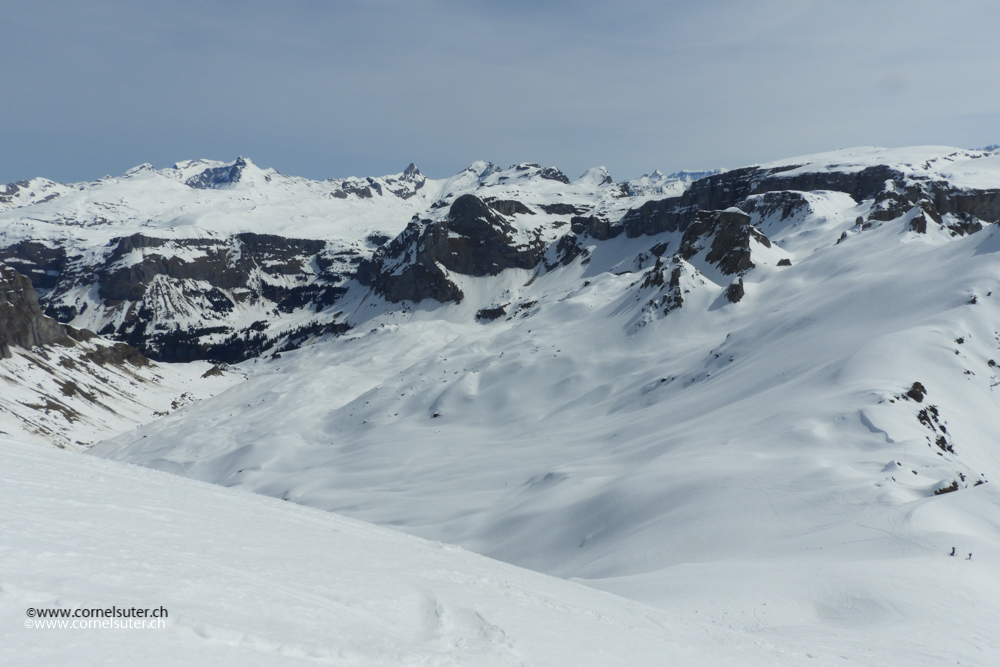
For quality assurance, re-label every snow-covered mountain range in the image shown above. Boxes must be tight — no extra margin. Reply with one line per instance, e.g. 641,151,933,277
4,145,1000,664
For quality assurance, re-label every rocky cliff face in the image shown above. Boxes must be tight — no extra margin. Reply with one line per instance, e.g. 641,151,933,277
677,209,771,275
0,263,72,358
4,231,359,363
362,195,550,304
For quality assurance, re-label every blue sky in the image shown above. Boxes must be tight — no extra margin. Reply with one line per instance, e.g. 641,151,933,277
2,0,998,184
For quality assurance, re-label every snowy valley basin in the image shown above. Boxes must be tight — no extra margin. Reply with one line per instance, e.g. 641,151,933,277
3,146,1000,665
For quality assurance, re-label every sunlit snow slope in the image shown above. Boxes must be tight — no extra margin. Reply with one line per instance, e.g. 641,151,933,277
3,435,823,667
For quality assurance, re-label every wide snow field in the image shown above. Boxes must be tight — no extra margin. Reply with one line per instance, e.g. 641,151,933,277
5,436,1000,665
0,435,818,666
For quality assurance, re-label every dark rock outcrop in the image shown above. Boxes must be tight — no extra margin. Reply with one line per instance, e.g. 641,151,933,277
639,257,685,315
363,195,548,304
906,382,927,402
545,234,585,269
81,341,150,367
740,191,811,222
539,203,589,216
539,167,570,184
571,215,623,240
476,305,508,321
488,199,534,216
725,278,745,303
0,263,74,358
661,265,684,314
678,209,771,275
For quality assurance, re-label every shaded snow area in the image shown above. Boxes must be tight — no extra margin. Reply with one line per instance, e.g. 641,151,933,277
6,436,806,667
5,145,1000,663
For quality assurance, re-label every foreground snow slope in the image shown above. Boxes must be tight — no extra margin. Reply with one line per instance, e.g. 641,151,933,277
0,435,841,667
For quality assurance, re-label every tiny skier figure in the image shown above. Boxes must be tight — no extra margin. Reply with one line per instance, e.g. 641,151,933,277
967,553,973,560
950,547,956,556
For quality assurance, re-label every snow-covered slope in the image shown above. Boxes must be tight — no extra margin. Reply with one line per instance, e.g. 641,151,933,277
8,145,1000,662
0,338,236,449
4,435,824,667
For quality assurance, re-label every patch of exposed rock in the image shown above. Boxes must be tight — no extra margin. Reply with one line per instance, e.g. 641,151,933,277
0,263,73,358
678,209,771,275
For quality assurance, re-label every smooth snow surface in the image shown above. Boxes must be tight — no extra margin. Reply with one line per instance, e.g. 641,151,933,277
2,436,833,666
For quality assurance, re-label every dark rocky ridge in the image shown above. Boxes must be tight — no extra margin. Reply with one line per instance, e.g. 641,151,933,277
620,164,1000,238
94,232,329,305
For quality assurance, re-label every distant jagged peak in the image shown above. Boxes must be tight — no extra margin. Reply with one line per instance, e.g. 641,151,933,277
576,166,614,186
123,163,156,178
182,156,276,190
625,168,724,197
323,163,428,200
461,160,496,174
170,158,227,176
0,176,72,212
480,163,570,186
449,162,571,189
401,162,421,180
465,161,502,183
